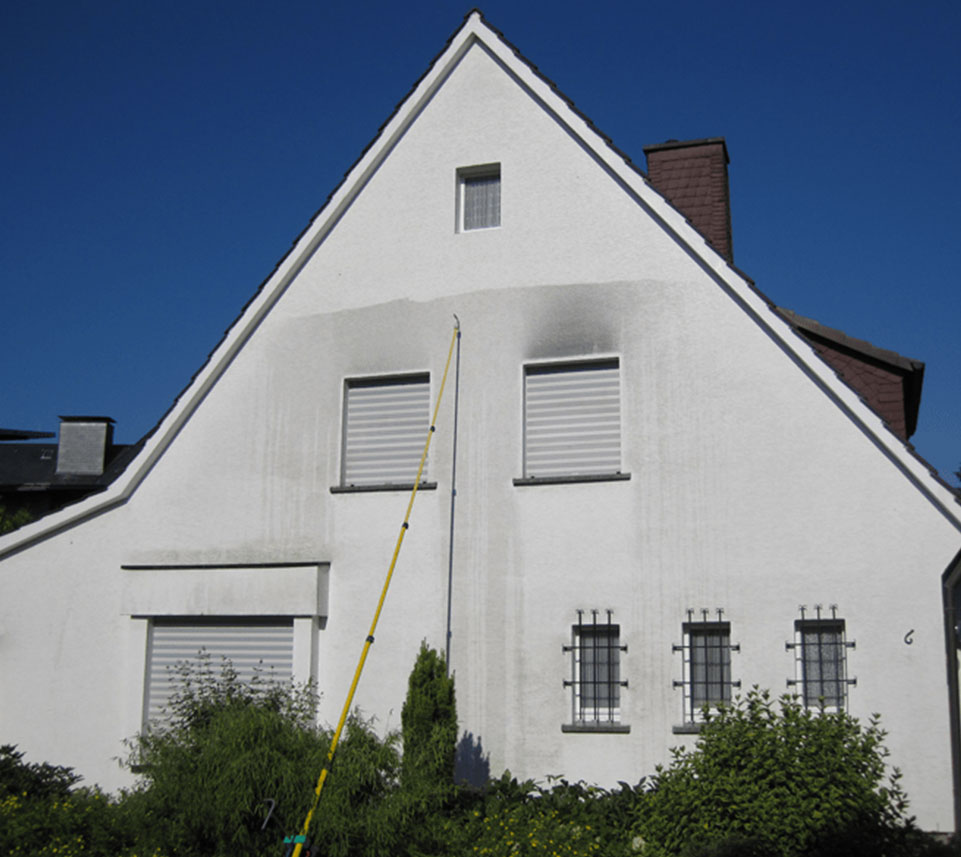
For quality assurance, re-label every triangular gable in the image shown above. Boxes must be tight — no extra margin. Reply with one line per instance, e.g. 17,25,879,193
2,9,959,558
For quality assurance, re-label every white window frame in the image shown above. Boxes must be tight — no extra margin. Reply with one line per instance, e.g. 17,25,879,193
456,163,501,232
340,373,431,488
521,358,623,481
787,607,855,711
142,617,296,727
674,612,740,725
122,562,325,740
562,610,628,732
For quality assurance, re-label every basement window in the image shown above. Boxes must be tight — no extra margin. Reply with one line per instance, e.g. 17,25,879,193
562,609,629,733
457,163,500,231
673,609,740,731
786,605,856,711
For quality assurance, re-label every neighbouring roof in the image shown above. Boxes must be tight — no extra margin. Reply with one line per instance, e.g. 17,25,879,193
0,440,142,492
777,308,925,440
0,429,55,441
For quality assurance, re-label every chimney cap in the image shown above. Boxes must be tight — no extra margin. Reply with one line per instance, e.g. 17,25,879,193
642,137,729,164
58,415,115,424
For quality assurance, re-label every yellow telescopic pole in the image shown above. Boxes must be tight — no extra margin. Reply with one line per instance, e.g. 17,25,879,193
289,319,460,857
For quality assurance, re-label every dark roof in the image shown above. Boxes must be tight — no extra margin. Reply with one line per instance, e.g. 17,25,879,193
0,440,142,491
0,429,55,441
776,307,925,439
777,308,925,374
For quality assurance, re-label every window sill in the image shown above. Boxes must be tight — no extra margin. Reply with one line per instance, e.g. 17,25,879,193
513,473,631,487
672,723,703,734
562,723,631,734
330,482,437,494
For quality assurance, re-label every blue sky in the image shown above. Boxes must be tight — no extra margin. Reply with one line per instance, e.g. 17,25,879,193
2,0,959,485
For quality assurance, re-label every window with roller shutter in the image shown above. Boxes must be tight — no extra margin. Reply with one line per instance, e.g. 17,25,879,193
522,359,622,480
341,374,431,488
143,618,294,726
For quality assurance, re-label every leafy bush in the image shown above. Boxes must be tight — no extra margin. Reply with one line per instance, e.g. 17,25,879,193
633,688,914,857
124,656,329,857
12,666,956,857
308,717,404,857
0,745,134,857
444,772,643,857
0,504,31,535
0,743,80,799
124,654,415,857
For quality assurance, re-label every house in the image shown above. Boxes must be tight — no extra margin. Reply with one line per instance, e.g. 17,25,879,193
2,10,960,832
0,418,140,524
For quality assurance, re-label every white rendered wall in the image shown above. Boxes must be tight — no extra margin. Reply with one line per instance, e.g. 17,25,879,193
0,38,958,829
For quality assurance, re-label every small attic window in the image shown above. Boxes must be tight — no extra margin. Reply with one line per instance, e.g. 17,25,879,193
457,163,500,231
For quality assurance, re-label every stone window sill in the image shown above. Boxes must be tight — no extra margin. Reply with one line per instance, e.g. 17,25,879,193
561,722,631,734
330,482,437,494
513,473,631,487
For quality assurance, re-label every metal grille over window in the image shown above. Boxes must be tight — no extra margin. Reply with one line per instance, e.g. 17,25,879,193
674,609,740,723
342,374,430,487
144,618,294,726
459,164,500,231
564,609,627,724
786,605,855,710
524,359,621,479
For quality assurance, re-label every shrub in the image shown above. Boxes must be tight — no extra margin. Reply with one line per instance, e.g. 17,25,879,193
124,654,413,857
308,717,404,857
633,688,914,857
0,504,31,535
380,642,460,856
0,745,133,857
442,772,643,857
124,656,329,857
400,641,457,799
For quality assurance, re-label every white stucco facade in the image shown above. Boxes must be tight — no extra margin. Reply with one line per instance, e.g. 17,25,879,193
2,12,960,831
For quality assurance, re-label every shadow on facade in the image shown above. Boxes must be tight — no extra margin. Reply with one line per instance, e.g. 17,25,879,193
454,731,490,787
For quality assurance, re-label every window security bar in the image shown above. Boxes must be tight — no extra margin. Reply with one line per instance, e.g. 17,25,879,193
563,609,627,724
673,608,740,723
786,605,855,710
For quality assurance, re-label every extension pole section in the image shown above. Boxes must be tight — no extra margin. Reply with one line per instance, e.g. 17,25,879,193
445,318,462,673
291,320,460,857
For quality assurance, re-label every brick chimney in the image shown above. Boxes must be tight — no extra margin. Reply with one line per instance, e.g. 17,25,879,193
643,138,733,263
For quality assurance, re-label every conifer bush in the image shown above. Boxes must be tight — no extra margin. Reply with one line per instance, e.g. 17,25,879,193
400,642,457,800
